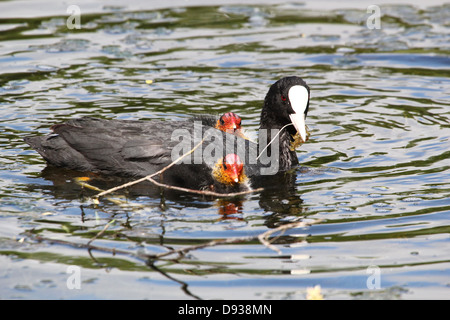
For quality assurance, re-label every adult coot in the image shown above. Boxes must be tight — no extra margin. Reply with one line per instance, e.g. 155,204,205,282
24,76,310,191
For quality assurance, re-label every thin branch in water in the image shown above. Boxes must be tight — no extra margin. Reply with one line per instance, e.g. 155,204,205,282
23,219,323,268
146,262,202,300
257,220,323,254
92,135,264,200
150,235,257,260
94,137,206,200
146,176,263,198
74,178,129,206
149,219,323,259
87,219,116,246
24,231,134,257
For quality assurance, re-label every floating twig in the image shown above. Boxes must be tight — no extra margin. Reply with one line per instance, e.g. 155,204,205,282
146,175,263,198
94,137,206,200
92,135,263,201
149,219,323,258
23,219,323,262
87,219,116,246
258,220,322,254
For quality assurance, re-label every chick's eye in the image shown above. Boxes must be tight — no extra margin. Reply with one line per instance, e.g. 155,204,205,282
281,95,287,101
220,118,225,125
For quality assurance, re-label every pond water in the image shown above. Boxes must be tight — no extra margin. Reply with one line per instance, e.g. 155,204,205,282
0,0,449,300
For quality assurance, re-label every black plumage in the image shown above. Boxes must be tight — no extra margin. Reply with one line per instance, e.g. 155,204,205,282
24,76,310,192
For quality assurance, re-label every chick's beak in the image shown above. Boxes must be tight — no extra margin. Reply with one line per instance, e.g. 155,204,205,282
225,121,240,135
229,164,240,183
220,154,245,185
224,162,242,184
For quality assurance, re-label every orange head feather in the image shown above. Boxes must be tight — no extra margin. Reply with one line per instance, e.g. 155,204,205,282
216,112,242,134
213,153,247,186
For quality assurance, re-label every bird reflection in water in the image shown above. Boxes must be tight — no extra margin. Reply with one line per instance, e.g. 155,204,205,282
215,199,245,221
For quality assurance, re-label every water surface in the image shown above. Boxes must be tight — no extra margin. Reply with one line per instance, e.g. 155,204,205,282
1,0,449,299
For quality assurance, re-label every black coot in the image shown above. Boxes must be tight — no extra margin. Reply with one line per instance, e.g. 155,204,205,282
24,76,310,192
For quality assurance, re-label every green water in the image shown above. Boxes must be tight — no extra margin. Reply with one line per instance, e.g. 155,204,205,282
0,0,449,299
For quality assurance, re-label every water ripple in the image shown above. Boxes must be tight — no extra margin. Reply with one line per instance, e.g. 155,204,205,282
0,1,449,300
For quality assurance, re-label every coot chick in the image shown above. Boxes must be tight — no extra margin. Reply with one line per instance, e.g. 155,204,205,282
193,112,247,139
211,153,250,193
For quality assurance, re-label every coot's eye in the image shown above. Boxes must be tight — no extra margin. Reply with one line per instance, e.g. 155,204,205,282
281,95,287,101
